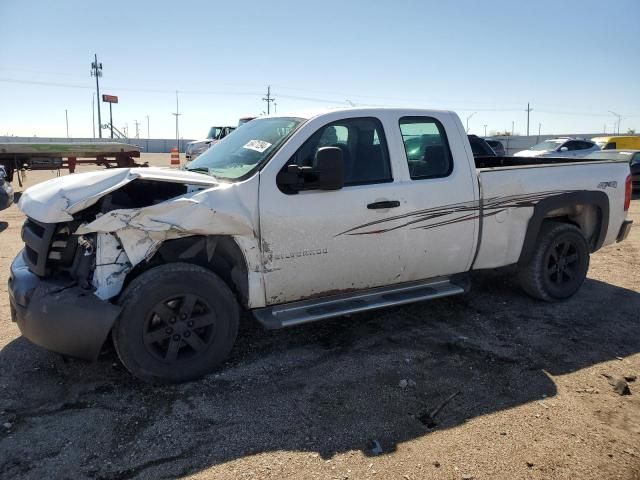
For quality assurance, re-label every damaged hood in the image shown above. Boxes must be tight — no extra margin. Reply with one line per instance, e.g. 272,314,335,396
18,167,220,223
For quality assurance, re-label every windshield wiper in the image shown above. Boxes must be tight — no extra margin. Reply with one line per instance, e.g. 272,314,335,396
184,166,220,181
185,166,210,173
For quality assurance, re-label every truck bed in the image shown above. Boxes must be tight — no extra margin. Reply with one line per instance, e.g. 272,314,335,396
473,158,631,270
474,155,607,169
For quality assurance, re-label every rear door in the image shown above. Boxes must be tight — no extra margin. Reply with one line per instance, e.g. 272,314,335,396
386,112,479,281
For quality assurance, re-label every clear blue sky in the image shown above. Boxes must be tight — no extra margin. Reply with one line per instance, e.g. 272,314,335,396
1,0,639,139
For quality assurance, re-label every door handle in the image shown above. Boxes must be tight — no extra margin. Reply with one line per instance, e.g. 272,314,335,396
367,200,400,209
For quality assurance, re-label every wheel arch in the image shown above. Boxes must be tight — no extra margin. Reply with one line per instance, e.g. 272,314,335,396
517,191,609,266
124,234,262,309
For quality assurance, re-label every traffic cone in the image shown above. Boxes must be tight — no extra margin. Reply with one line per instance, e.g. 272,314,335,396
170,147,180,167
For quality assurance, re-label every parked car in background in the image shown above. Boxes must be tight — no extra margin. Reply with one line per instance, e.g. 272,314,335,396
185,126,235,162
485,139,505,156
0,165,14,211
514,138,599,158
591,136,640,151
586,149,640,192
467,134,496,156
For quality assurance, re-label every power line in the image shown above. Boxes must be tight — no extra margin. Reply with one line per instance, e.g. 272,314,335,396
1,76,638,120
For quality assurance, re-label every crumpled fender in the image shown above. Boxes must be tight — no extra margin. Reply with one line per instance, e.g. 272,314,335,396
18,167,220,223
76,184,257,266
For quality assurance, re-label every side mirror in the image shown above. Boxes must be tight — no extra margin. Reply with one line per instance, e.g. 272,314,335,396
313,147,344,190
559,146,569,152
277,147,344,192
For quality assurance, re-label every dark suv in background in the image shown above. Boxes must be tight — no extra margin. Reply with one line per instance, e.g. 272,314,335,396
485,139,505,156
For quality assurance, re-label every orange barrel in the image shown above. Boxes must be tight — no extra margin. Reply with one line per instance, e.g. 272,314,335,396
170,147,180,167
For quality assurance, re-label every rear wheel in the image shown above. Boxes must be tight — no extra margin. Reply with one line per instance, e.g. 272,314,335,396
518,222,590,301
112,263,239,383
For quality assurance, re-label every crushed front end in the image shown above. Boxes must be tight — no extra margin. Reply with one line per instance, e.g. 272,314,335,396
8,217,122,360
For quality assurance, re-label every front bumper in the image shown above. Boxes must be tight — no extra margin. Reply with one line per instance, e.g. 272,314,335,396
617,219,633,243
8,250,122,360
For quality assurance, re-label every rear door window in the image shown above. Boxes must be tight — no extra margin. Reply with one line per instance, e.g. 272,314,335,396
399,117,453,179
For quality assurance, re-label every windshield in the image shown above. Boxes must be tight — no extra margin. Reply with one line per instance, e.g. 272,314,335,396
206,127,223,140
186,117,304,180
530,140,564,151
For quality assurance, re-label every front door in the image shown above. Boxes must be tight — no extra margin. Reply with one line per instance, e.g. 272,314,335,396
259,116,408,305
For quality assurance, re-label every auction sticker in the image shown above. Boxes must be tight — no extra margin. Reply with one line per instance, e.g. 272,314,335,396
243,140,272,153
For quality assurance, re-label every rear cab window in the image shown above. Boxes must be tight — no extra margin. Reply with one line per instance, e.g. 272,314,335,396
399,117,453,179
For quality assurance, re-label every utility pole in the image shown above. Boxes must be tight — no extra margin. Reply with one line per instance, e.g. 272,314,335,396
92,94,96,138
171,91,181,151
274,102,277,114
65,109,69,138
146,115,150,139
525,103,533,136
466,112,476,133
109,102,114,138
134,120,141,139
90,54,103,138
608,111,621,135
483,124,487,137
537,123,541,142
262,85,275,115
511,121,515,136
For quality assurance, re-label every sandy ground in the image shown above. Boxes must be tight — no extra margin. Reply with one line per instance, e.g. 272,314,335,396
0,154,639,480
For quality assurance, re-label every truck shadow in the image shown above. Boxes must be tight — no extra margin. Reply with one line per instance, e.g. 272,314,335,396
0,272,639,478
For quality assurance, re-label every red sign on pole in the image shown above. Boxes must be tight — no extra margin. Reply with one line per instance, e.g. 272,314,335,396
102,94,118,103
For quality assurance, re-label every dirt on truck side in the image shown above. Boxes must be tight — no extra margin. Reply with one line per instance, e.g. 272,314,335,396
0,154,639,480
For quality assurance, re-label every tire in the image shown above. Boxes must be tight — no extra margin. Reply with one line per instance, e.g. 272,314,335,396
112,263,239,383
517,221,590,301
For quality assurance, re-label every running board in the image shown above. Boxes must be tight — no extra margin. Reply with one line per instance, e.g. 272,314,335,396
253,276,468,330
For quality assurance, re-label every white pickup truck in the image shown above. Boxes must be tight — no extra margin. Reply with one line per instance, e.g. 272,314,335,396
9,108,633,382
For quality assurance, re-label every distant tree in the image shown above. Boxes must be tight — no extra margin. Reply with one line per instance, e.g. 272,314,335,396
626,128,636,134
492,130,513,136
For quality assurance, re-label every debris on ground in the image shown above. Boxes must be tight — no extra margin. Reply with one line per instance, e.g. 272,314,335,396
602,374,632,396
623,374,637,382
398,379,416,389
418,391,461,428
575,388,599,394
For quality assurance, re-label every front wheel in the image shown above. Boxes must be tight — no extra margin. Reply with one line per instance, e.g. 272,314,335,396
518,222,590,301
112,263,239,383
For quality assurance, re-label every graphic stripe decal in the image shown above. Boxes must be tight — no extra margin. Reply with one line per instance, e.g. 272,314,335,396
336,190,576,236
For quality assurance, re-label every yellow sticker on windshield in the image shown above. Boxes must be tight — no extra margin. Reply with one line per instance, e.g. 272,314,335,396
243,140,272,153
